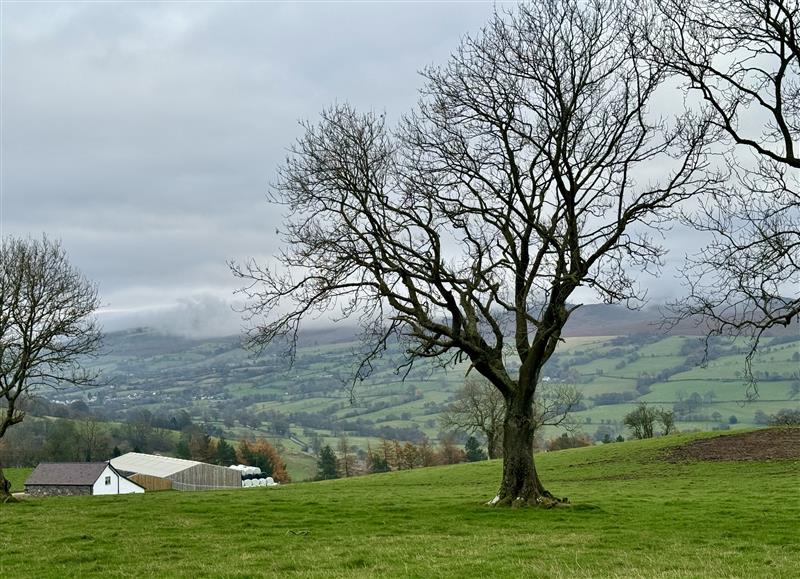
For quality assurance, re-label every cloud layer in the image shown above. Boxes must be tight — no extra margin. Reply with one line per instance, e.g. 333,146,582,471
2,3,495,334
2,3,708,336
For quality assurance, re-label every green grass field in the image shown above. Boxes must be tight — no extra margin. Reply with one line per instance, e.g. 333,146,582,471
4,467,31,493
2,430,798,578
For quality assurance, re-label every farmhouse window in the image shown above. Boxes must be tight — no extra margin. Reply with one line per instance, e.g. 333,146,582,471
105,476,111,485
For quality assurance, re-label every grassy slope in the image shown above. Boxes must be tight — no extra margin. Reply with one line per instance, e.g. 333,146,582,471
4,467,32,493
1,431,797,578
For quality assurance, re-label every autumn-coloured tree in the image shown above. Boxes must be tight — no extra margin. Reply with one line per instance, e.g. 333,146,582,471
237,438,290,483
417,438,437,467
397,442,420,470
337,434,356,477
377,438,397,470
438,435,466,466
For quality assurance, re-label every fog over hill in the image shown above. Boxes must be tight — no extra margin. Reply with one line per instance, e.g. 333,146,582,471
100,301,795,344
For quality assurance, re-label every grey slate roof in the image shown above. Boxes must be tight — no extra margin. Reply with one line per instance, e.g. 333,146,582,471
25,462,108,486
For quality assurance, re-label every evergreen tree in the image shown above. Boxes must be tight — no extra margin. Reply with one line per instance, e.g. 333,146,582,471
188,432,213,462
464,436,487,462
316,445,339,480
175,439,191,459
215,437,237,466
369,454,390,473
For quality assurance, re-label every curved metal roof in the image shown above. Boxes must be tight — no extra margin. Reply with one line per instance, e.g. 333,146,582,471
110,452,200,478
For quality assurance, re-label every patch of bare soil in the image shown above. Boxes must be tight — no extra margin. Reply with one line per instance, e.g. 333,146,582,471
667,428,800,462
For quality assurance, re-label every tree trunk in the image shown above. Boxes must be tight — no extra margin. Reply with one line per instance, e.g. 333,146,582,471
0,466,15,503
486,431,500,460
489,395,565,508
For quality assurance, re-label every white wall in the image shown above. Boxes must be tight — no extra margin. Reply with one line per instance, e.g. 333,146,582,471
92,465,145,495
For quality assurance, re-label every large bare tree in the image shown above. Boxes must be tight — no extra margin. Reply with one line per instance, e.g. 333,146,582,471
652,0,799,378
0,236,101,500
233,0,715,506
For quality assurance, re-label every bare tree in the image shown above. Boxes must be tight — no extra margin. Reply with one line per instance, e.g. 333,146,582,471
0,236,101,500
624,402,658,439
76,417,109,462
533,383,585,434
439,377,505,459
337,434,356,477
233,1,715,506
624,402,676,438
652,0,799,380
441,378,583,459
659,408,677,435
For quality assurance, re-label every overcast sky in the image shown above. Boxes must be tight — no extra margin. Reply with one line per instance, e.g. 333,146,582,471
1,1,700,337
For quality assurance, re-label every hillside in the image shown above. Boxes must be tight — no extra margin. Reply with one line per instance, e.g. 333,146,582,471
1,430,798,577
36,320,798,478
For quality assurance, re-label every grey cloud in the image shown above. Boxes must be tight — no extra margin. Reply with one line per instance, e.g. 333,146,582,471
99,293,242,338
1,2,710,336
2,1,494,330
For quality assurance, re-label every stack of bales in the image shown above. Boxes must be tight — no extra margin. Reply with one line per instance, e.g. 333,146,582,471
229,464,279,488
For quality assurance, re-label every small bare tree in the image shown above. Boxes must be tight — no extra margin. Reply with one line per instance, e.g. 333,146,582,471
652,0,799,385
233,0,715,505
0,236,101,500
337,434,356,477
533,383,585,435
439,377,505,459
76,417,109,462
441,378,583,459
624,402,658,439
659,408,676,435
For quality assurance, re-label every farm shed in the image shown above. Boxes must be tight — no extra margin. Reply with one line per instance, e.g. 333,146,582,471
110,452,241,491
24,462,145,497
125,473,174,492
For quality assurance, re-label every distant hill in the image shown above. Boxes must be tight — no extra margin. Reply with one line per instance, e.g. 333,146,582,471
235,303,796,345
49,318,798,476
562,304,670,336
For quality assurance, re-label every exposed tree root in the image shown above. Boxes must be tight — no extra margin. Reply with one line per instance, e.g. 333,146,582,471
487,490,569,509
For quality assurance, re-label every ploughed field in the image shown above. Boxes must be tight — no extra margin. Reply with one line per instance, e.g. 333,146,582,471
2,429,798,578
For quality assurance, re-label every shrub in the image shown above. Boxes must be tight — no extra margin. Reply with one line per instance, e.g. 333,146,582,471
545,433,592,451
769,409,800,426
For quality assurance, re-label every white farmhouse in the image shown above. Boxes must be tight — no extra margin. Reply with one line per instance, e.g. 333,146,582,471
24,462,145,497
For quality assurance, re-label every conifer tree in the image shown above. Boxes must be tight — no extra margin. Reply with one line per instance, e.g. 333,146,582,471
316,445,339,480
